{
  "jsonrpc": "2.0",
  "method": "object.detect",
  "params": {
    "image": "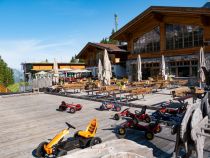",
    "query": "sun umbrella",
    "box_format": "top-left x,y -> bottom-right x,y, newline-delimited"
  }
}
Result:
98,59 -> 103,81
70,69 -> 91,73
103,49 -> 112,85
137,54 -> 142,81
53,59 -> 59,84
161,55 -> 166,80
199,47 -> 206,88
